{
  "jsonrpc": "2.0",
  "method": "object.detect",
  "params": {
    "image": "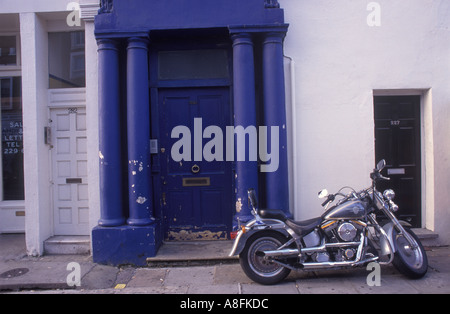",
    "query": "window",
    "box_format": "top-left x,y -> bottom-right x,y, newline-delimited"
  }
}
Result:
48,31 -> 86,88
1,76 -> 23,200
0,36 -> 17,66
158,49 -> 229,80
